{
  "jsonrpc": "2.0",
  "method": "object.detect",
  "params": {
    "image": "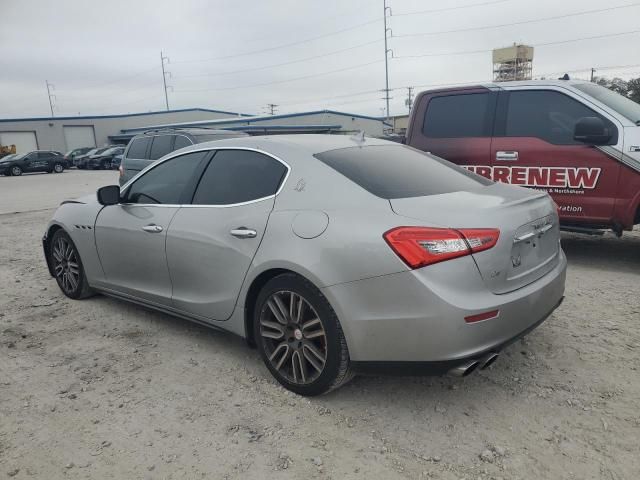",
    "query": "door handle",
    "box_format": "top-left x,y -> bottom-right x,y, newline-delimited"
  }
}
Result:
230,227 -> 257,239
496,151 -> 519,161
142,224 -> 163,233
